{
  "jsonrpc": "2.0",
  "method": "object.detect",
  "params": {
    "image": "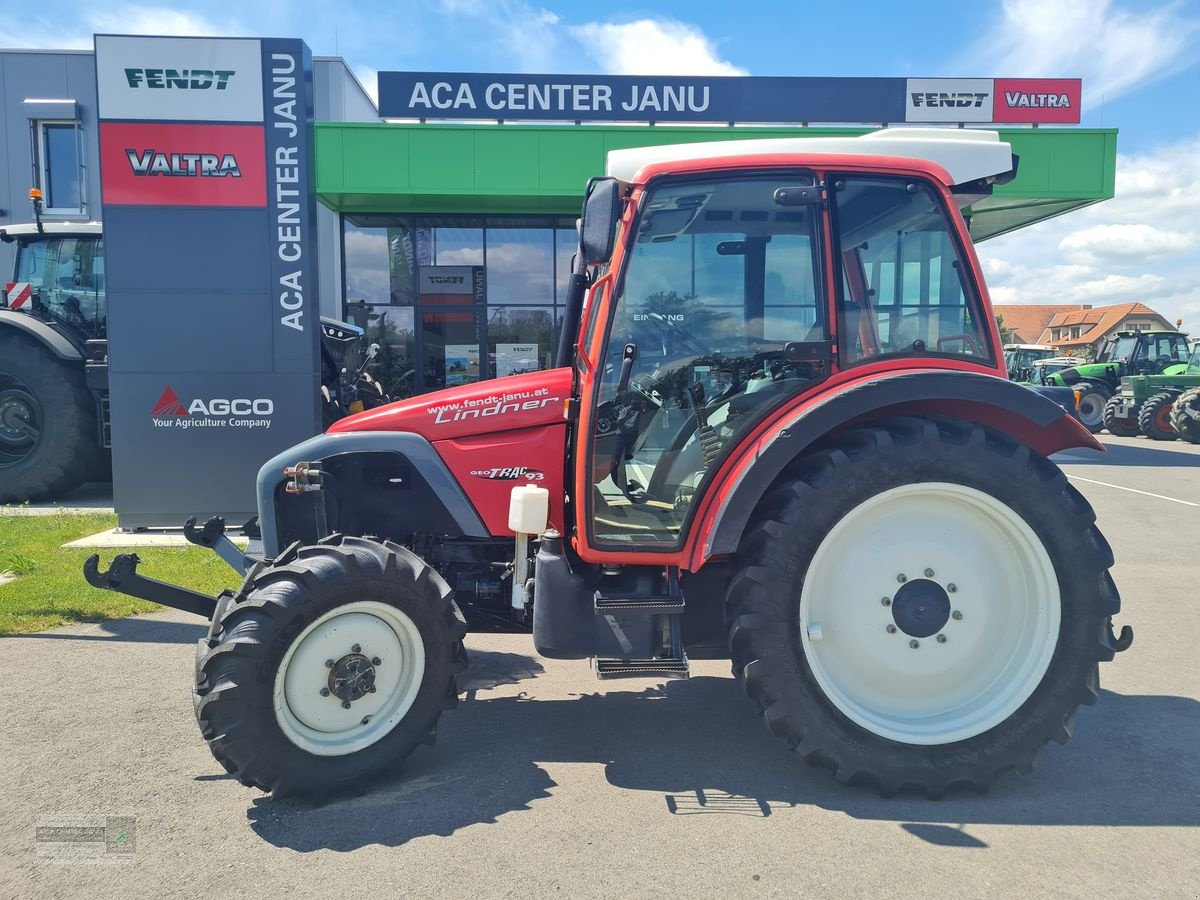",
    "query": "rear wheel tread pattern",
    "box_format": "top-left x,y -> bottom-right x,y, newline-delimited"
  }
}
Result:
0,334 -> 101,502
726,415 -> 1121,797
1169,387 -> 1200,444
